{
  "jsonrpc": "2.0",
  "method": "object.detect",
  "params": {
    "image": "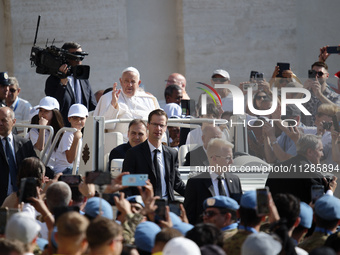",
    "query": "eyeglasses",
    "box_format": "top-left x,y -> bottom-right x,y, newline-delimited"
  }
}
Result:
150,122 -> 166,129
9,88 -> 17,93
212,78 -> 229,83
202,210 -> 223,218
212,155 -> 232,162
256,95 -> 267,100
